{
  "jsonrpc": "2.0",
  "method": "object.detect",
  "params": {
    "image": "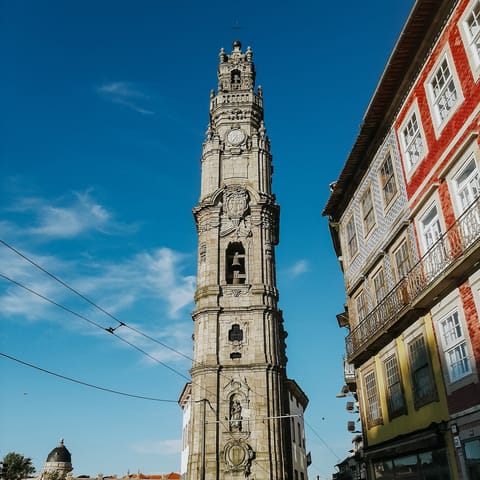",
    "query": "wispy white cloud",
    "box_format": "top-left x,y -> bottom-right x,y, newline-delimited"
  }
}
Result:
0,189 -> 195,366
0,248 -> 75,321
286,259 -> 309,278
137,248 -> 196,317
0,243 -> 195,363
4,190 -> 138,239
69,247 -> 196,319
96,81 -> 155,115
